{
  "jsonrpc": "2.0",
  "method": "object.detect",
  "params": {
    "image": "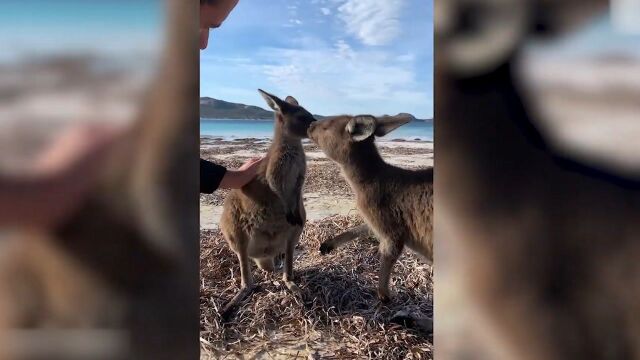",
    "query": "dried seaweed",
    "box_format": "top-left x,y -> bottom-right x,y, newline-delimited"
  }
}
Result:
200,215 -> 433,359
